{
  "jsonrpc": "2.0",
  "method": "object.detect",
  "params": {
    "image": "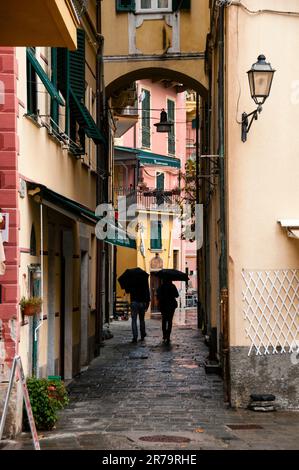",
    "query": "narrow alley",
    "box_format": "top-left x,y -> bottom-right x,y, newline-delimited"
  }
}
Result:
2,310 -> 299,451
